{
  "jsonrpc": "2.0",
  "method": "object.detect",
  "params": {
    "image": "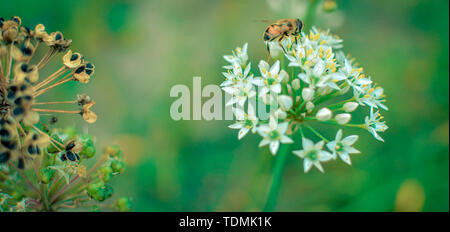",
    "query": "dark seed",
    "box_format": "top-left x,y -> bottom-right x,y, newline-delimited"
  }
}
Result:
70,54 -> 79,61
28,145 -> 36,154
75,66 -> 85,74
13,107 -> 24,116
14,97 -> 23,105
66,151 -> 76,161
0,152 -> 11,163
0,129 -> 10,137
18,158 -> 25,169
